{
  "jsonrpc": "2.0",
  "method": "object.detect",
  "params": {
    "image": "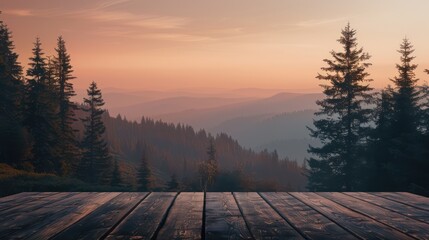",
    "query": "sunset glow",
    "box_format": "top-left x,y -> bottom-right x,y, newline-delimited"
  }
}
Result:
2,0 -> 429,92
